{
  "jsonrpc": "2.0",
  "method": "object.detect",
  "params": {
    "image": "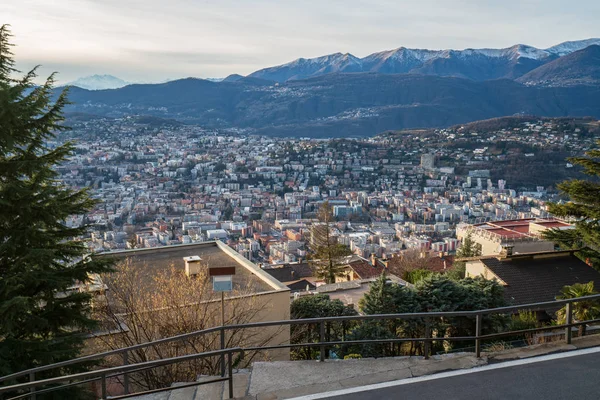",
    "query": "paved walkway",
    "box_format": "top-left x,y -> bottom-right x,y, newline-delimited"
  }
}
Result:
310,347 -> 600,400
132,334 -> 600,400
247,353 -> 485,400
